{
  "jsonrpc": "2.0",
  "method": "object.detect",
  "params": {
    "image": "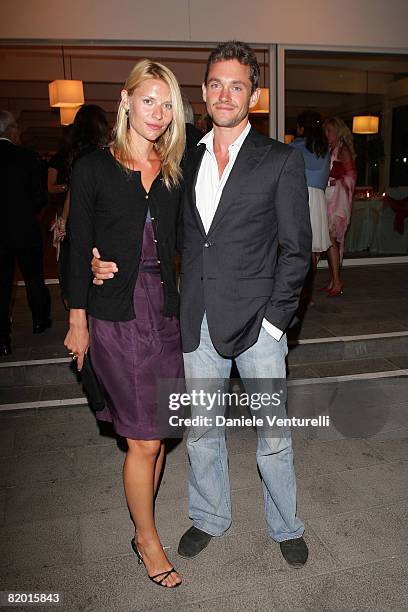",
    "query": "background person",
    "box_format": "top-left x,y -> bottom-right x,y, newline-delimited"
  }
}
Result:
322,116 -> 357,296
57,106 -> 110,303
182,94 -> 204,150
48,125 -> 72,304
0,110 -> 50,356
291,110 -> 330,304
